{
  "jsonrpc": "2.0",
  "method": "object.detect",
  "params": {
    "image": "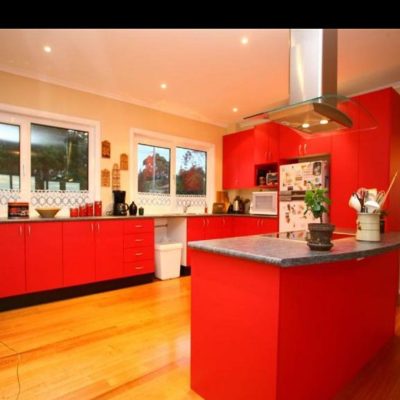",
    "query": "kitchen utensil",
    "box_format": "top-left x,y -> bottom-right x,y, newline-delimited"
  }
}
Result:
378,171 -> 398,208
349,193 -> 361,212
364,199 -> 380,212
356,188 -> 368,212
376,190 -> 386,205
